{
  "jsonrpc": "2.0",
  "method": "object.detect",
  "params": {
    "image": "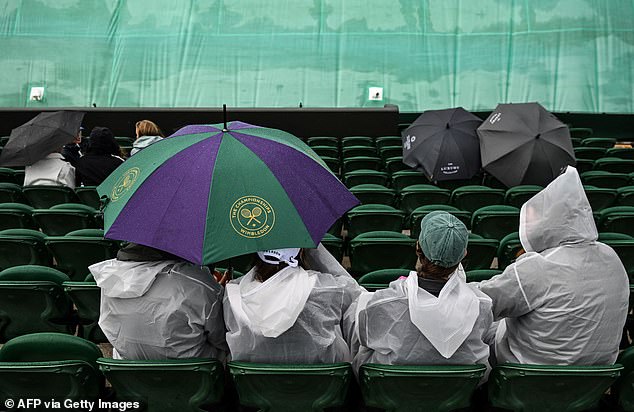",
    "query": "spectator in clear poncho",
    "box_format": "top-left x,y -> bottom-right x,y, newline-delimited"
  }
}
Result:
348,211 -> 493,374
479,166 -> 629,365
223,245 -> 364,363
